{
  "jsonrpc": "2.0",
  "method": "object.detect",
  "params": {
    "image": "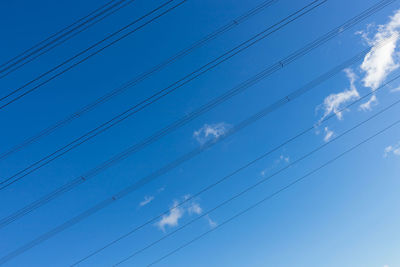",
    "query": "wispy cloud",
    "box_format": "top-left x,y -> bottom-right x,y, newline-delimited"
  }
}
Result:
138,187 -> 166,208
206,215 -> 217,228
359,94 -> 378,111
279,155 -> 290,163
260,153 -> 290,177
390,85 -> 400,92
318,68 -> 360,122
139,195 -> 155,207
193,122 -> 230,144
188,202 -> 202,215
384,142 -> 400,157
323,127 -> 334,142
156,200 -> 184,232
156,197 -> 204,232
360,10 -> 400,90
